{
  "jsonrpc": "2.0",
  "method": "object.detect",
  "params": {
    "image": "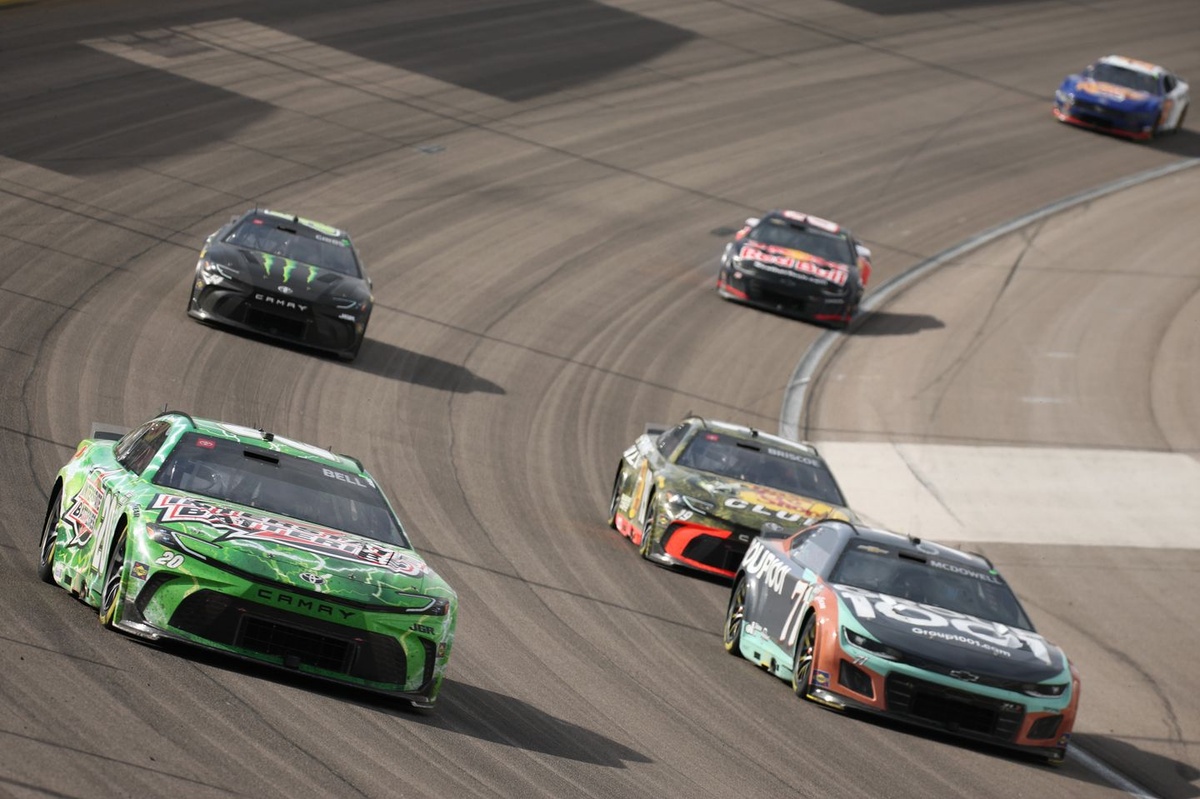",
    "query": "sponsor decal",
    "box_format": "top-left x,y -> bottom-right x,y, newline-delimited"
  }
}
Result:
61,468 -> 123,547
814,669 -> 831,687
300,572 -> 329,586
856,545 -> 888,555
150,494 -> 429,577
196,438 -> 217,449
256,587 -> 354,620
278,285 -> 294,295
315,234 -> 348,247
1076,80 -> 1148,101
411,623 -> 434,635
836,586 -> 1053,664
131,562 -> 150,580
725,486 -> 841,523
742,538 -> 790,594
737,244 -> 849,286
